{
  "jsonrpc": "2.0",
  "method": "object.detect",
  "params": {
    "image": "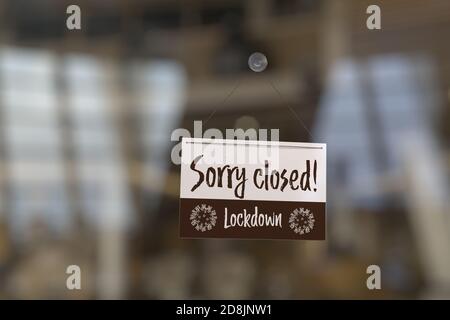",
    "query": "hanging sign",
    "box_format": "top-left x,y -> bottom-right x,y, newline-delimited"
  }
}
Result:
179,138 -> 326,240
